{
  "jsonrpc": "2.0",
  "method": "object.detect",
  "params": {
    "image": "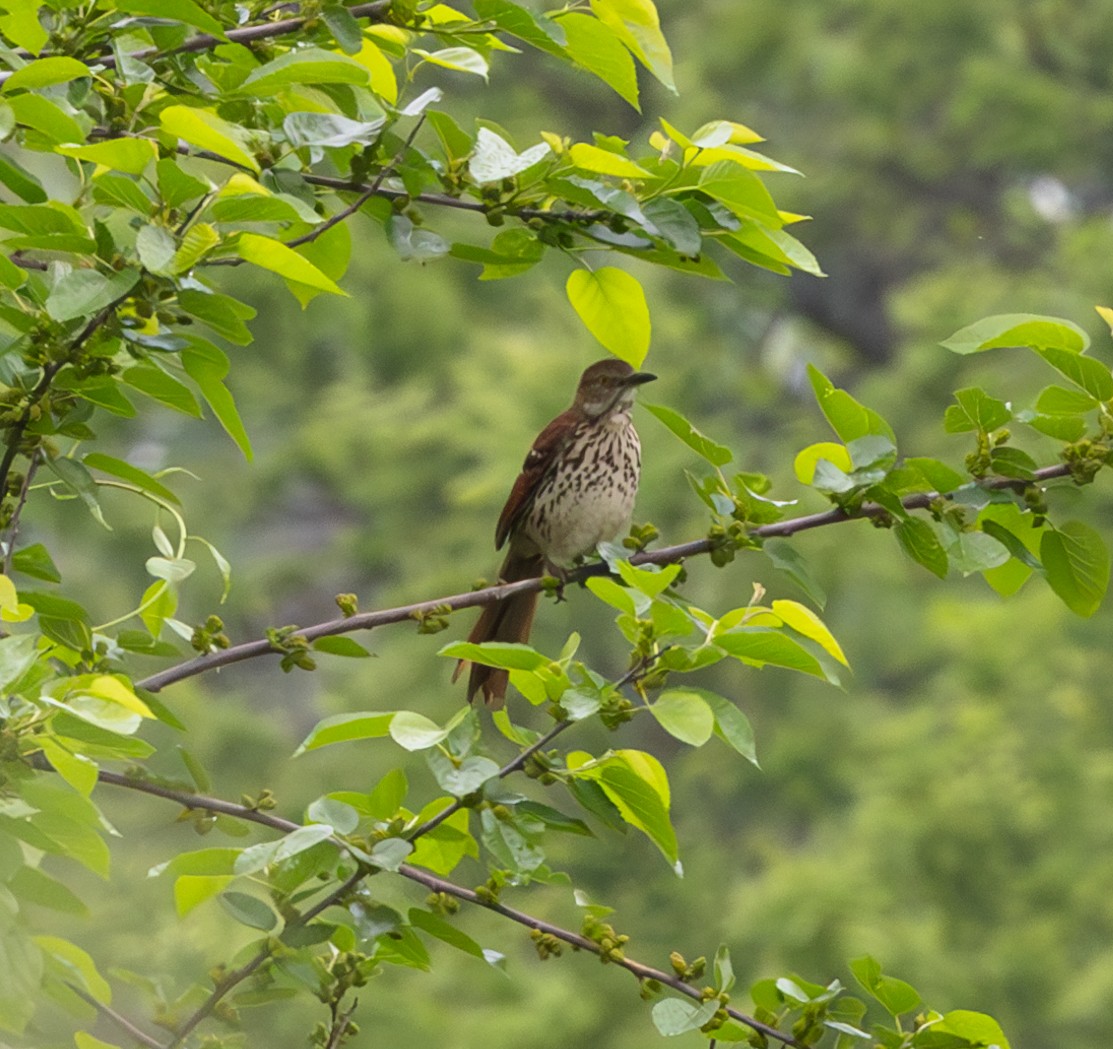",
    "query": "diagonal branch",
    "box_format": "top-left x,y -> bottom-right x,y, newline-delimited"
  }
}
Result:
136,461 -> 1076,694
396,863 -> 805,1048
83,765 -> 803,1047
66,981 -> 168,1049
